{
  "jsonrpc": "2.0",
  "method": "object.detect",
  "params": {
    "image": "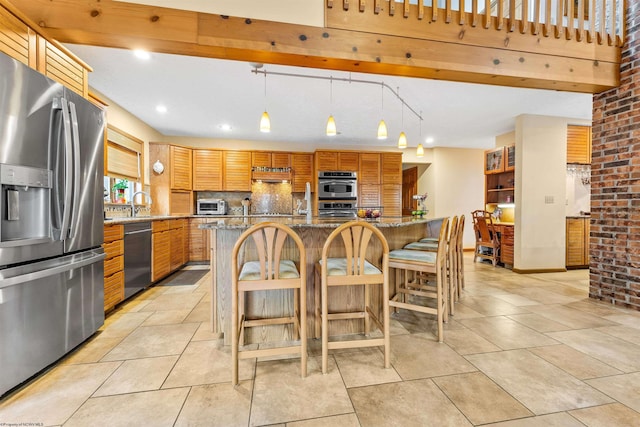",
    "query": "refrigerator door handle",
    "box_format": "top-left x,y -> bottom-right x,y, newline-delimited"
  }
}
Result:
0,250 -> 105,289
59,97 -> 73,241
68,101 -> 81,240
